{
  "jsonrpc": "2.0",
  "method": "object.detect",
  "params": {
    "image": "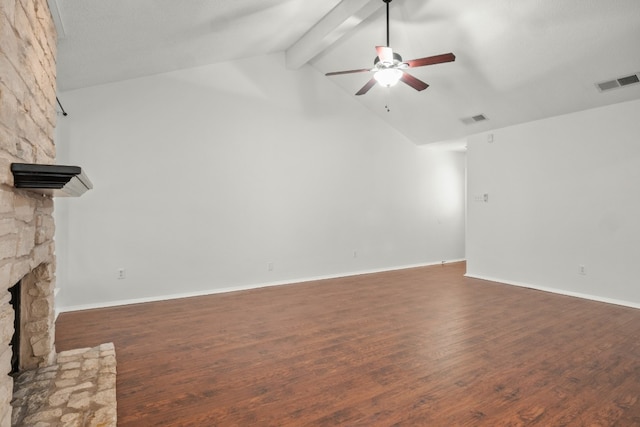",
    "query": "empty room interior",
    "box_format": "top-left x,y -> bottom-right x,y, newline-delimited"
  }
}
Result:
1,0 -> 640,425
